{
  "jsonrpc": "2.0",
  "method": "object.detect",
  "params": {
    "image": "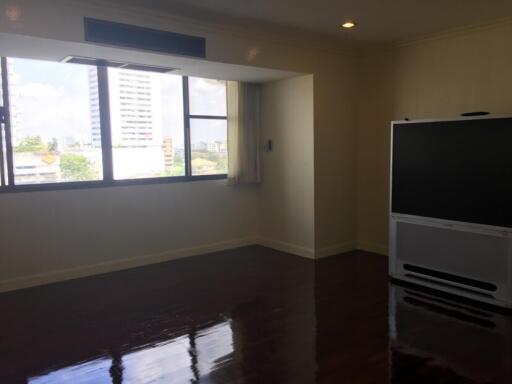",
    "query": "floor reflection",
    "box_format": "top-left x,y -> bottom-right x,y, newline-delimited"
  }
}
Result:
29,357 -> 112,384
0,246 -> 316,383
1,247 -> 512,383
390,284 -> 512,383
28,320 -> 235,384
